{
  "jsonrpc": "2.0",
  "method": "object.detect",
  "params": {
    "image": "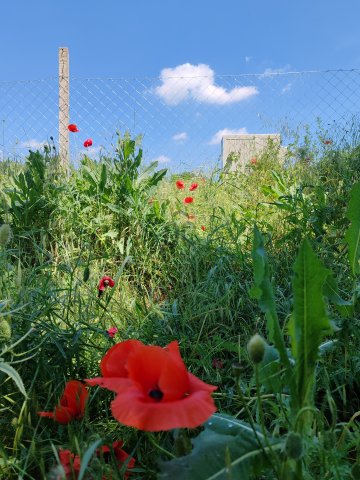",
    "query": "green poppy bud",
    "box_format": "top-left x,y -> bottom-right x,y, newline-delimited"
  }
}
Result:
0,224 -> 12,245
285,432 -> 303,461
247,334 -> 267,364
0,319 -> 11,341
